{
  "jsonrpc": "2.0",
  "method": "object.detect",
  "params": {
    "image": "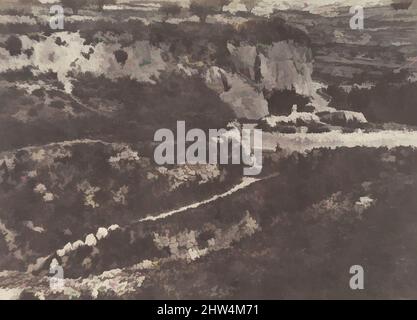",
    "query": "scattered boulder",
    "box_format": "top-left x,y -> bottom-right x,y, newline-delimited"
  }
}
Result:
263,105 -> 321,127
318,110 -> 367,127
